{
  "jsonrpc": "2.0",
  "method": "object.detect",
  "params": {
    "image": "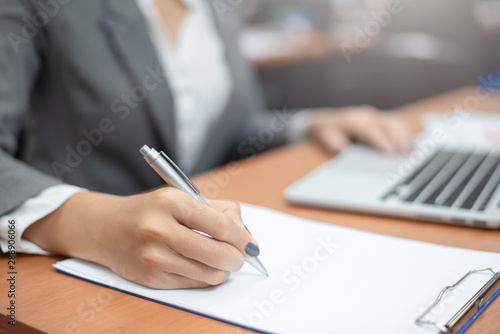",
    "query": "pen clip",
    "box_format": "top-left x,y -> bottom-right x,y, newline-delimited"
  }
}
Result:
160,151 -> 200,195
